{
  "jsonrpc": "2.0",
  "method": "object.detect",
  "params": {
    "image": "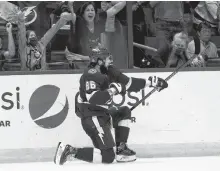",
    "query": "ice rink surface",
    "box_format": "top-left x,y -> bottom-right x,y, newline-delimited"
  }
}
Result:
0,156 -> 220,171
